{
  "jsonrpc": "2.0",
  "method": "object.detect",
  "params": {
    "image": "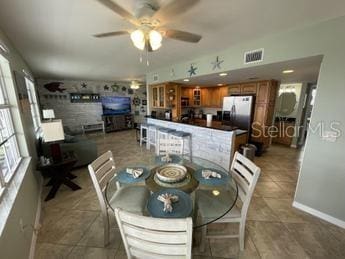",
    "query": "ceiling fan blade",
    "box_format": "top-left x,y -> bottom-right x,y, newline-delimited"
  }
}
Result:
96,0 -> 139,25
164,29 -> 202,43
153,0 -> 200,22
93,31 -> 129,38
